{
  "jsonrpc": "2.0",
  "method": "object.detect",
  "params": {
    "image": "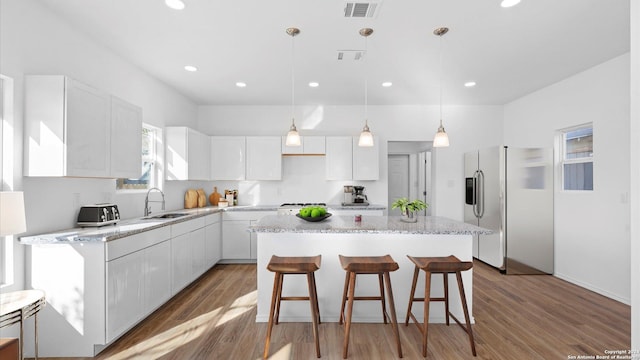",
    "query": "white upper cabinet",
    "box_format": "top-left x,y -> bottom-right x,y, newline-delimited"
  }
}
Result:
325,136 -> 379,180
303,136 -> 326,154
353,136 -> 379,180
246,136 -> 282,180
325,136 -> 353,180
110,96 -> 142,179
210,136 -> 246,180
165,127 -> 210,181
24,75 -> 143,178
282,136 -> 326,155
25,75 -> 111,177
